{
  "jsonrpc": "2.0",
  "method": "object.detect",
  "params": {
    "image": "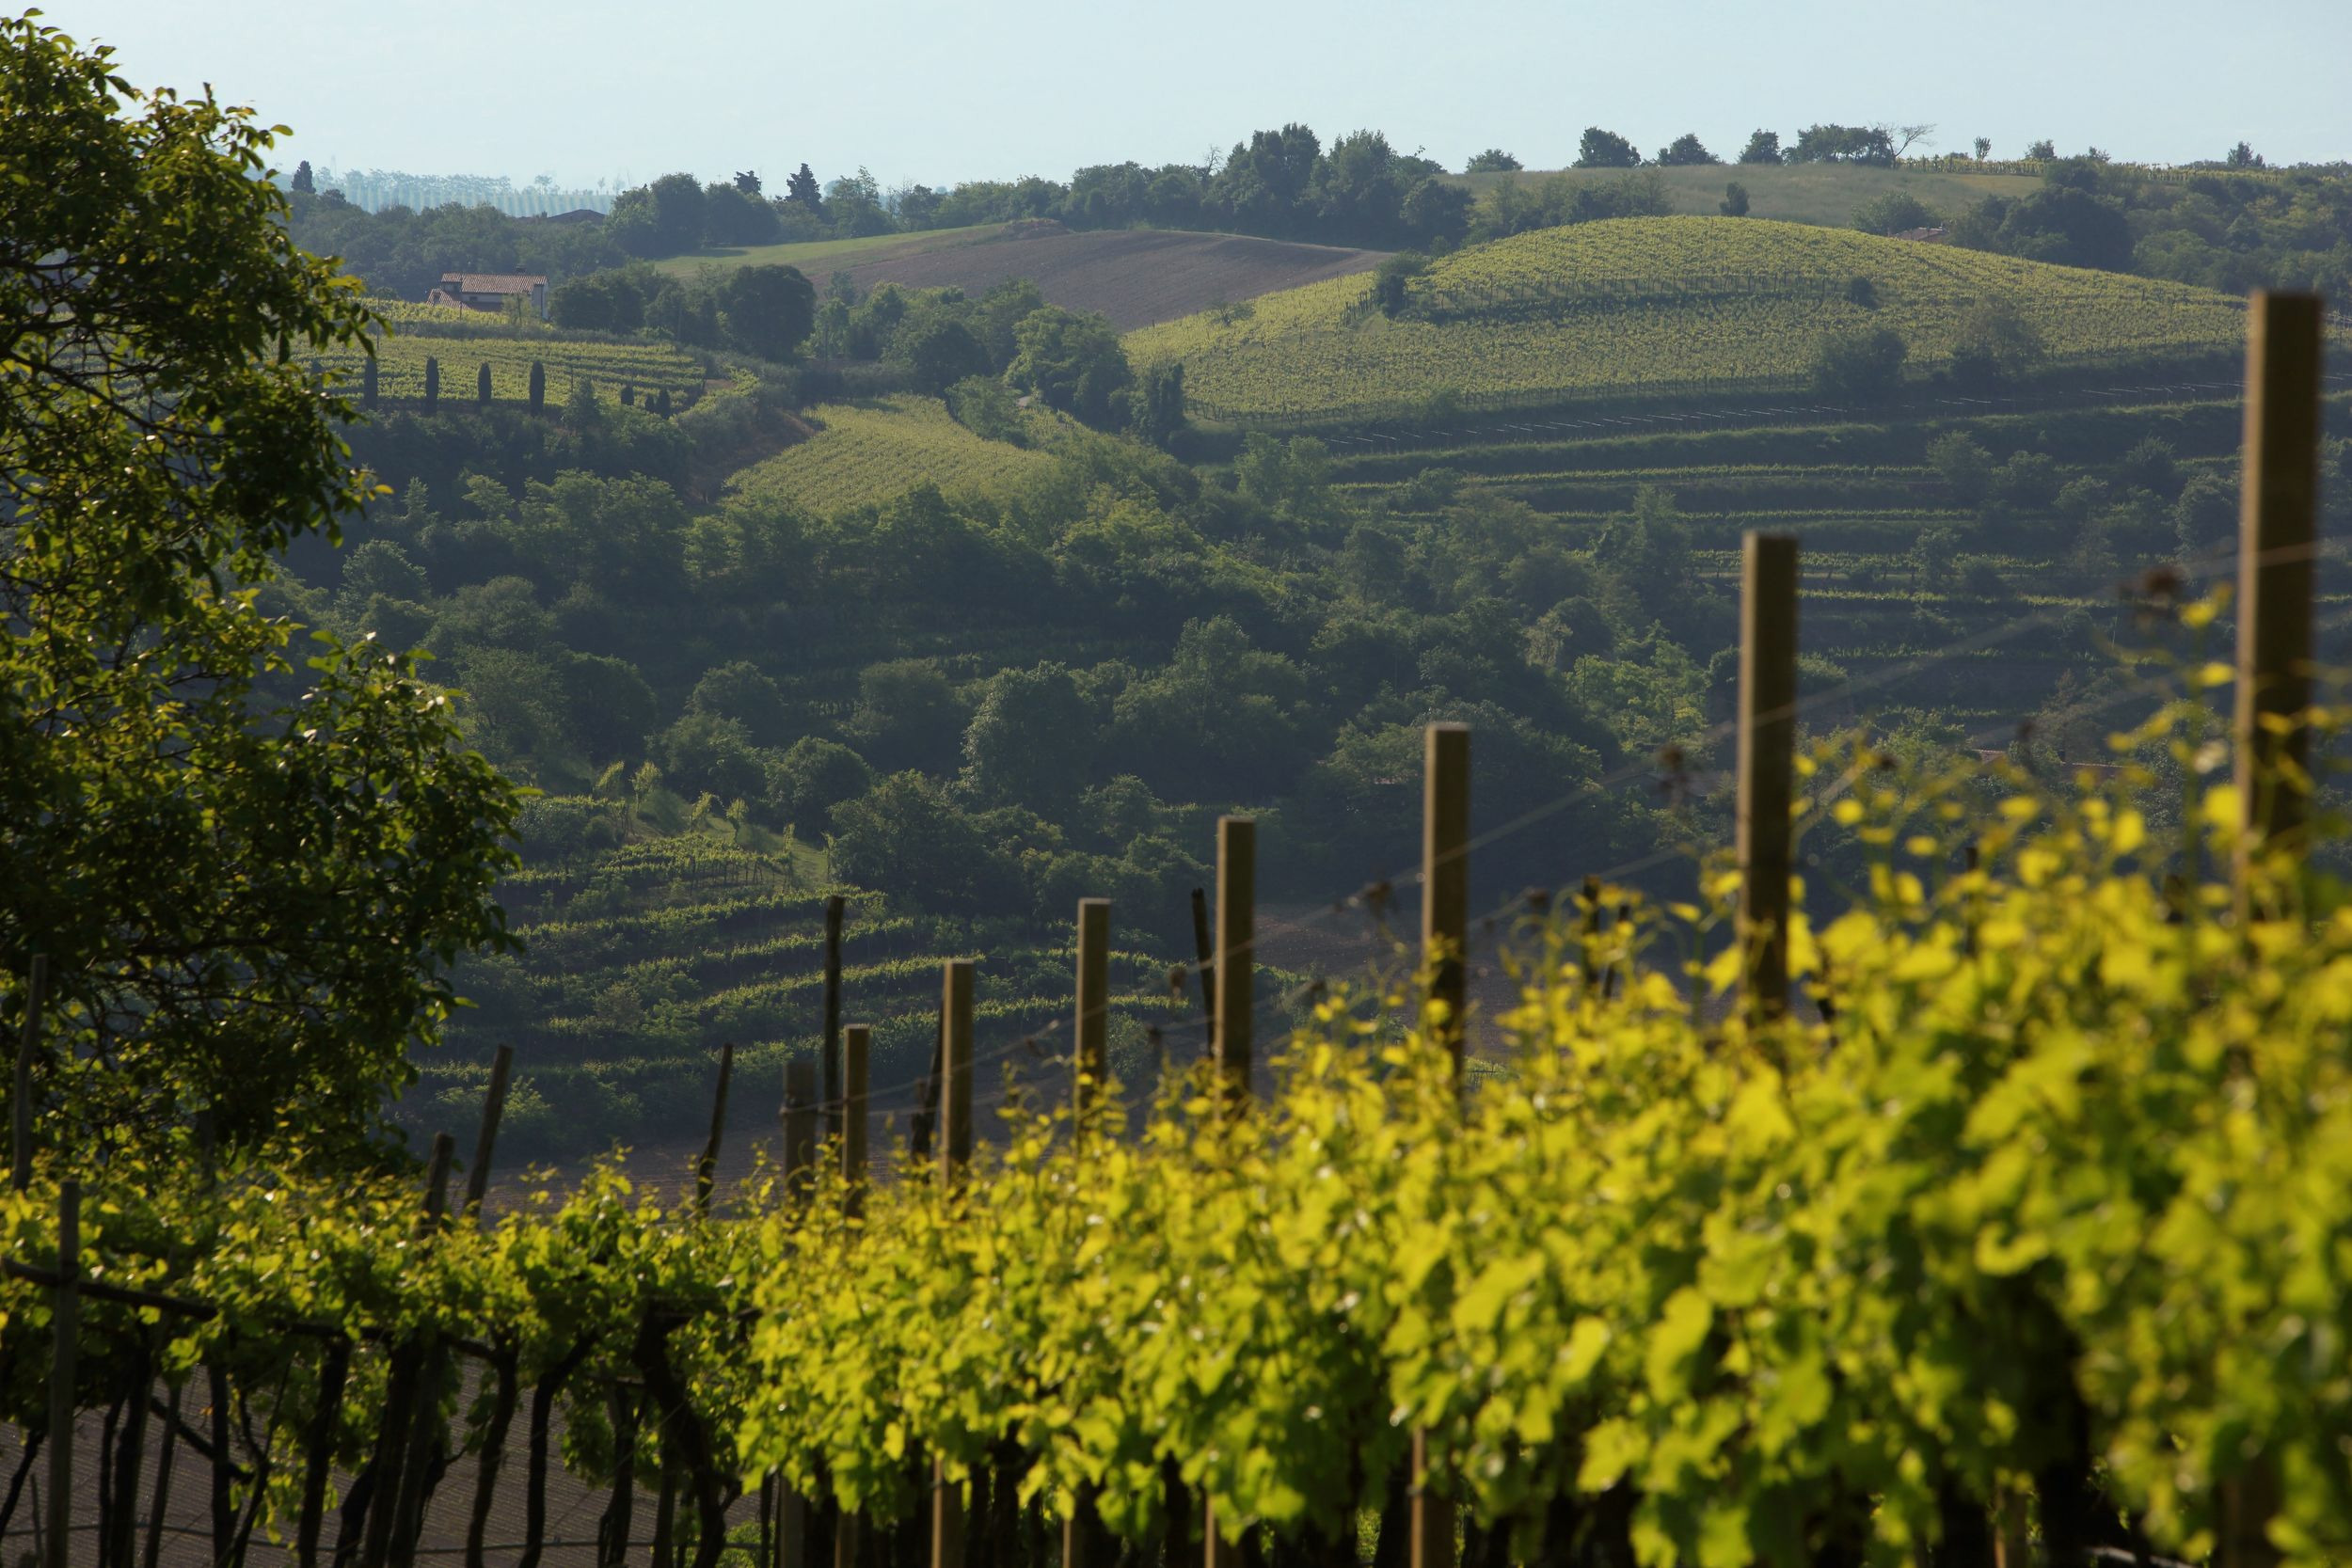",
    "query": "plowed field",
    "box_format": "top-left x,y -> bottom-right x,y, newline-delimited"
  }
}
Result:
833,221 -> 1387,328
